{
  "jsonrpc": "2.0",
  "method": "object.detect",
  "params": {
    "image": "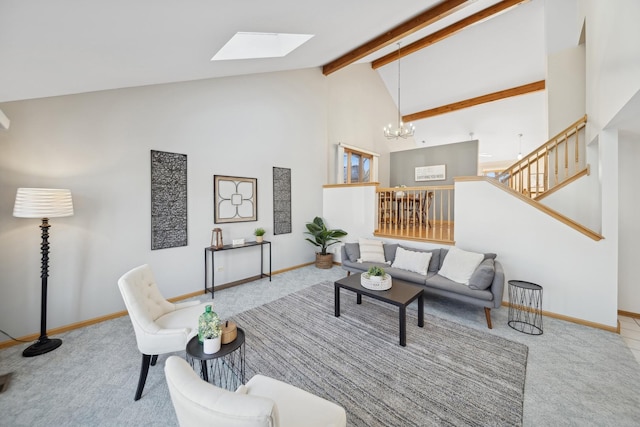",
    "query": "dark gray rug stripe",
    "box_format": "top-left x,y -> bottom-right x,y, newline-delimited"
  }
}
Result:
233,281 -> 528,427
